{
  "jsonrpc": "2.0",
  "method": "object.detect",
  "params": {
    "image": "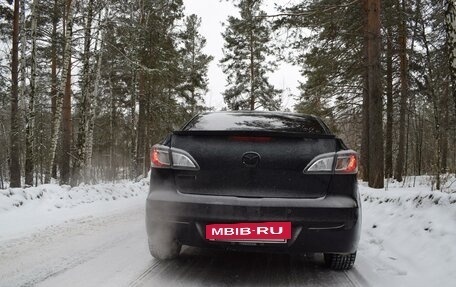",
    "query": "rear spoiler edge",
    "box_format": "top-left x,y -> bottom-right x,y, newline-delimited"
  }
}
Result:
172,130 -> 336,139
